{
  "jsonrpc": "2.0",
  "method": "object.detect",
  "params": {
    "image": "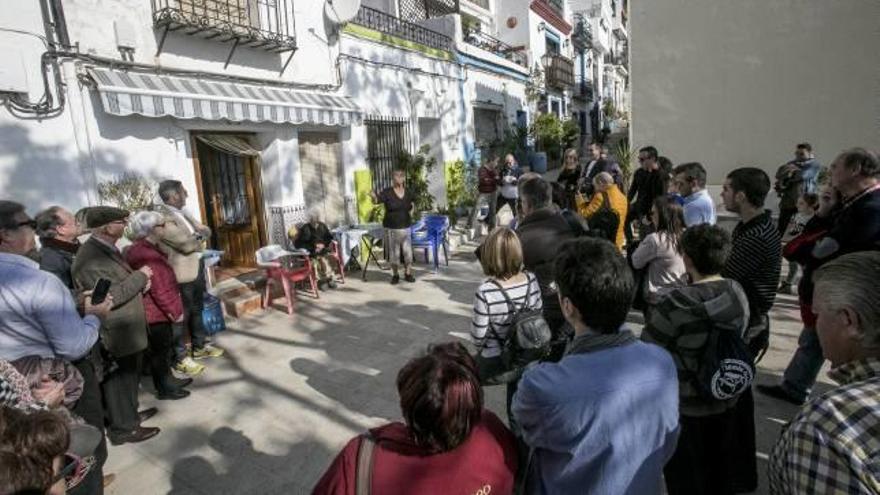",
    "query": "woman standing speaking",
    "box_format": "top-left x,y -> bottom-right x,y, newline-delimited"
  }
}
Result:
372,169 -> 416,285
